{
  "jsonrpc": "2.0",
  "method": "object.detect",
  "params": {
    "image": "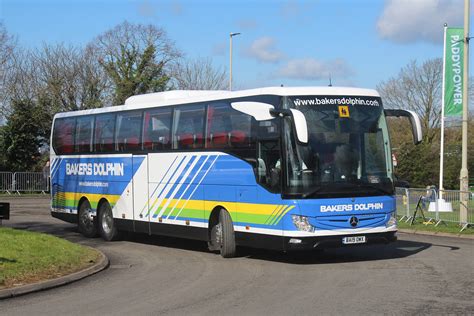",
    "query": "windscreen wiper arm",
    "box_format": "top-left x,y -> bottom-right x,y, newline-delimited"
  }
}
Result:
301,186 -> 323,198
